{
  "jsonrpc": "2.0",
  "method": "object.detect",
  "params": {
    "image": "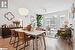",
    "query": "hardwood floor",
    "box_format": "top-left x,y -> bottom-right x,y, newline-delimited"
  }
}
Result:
0,37 -> 73,50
